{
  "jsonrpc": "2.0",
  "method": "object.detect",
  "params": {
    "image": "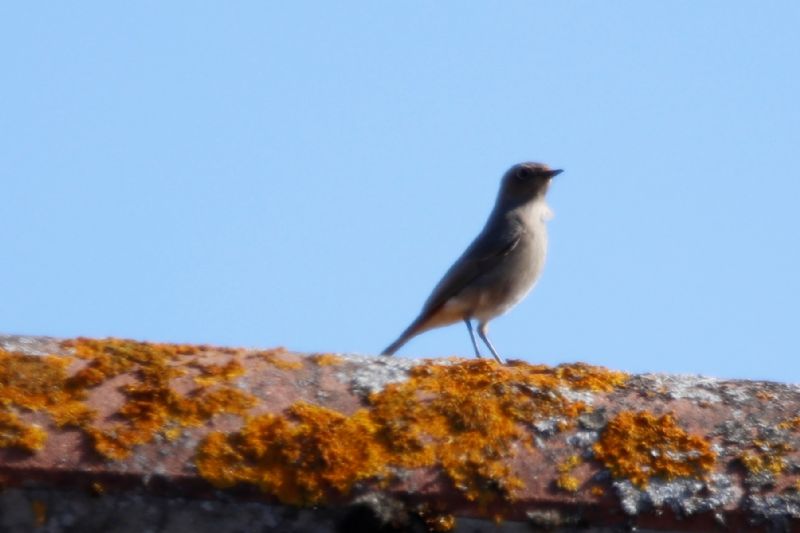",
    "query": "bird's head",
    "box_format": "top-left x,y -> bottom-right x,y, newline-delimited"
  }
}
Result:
498,162 -> 562,206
